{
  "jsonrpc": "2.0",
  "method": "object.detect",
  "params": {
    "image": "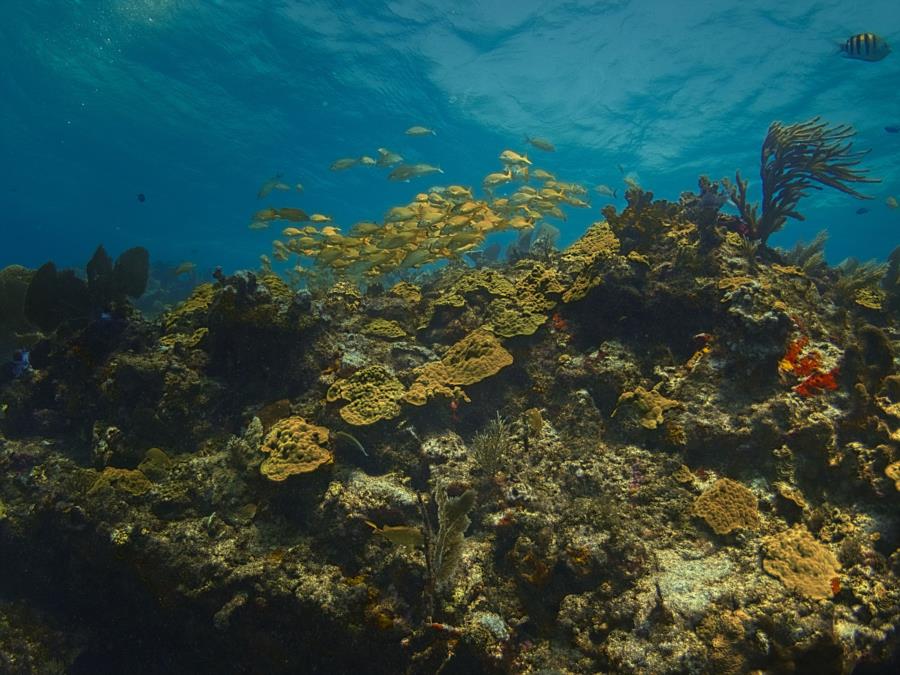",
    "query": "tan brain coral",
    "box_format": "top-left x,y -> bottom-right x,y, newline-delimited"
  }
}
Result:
692,478 -> 759,535
259,416 -> 333,481
763,525 -> 840,600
